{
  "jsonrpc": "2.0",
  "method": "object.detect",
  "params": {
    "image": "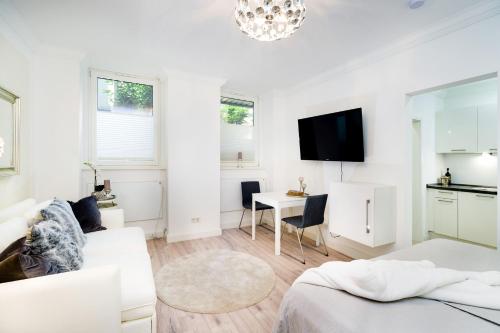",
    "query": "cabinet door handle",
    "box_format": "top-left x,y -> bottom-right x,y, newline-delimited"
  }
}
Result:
476,194 -> 495,199
438,199 -> 454,203
438,191 -> 453,194
365,199 -> 371,234
451,149 -> 466,152
489,148 -> 497,151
